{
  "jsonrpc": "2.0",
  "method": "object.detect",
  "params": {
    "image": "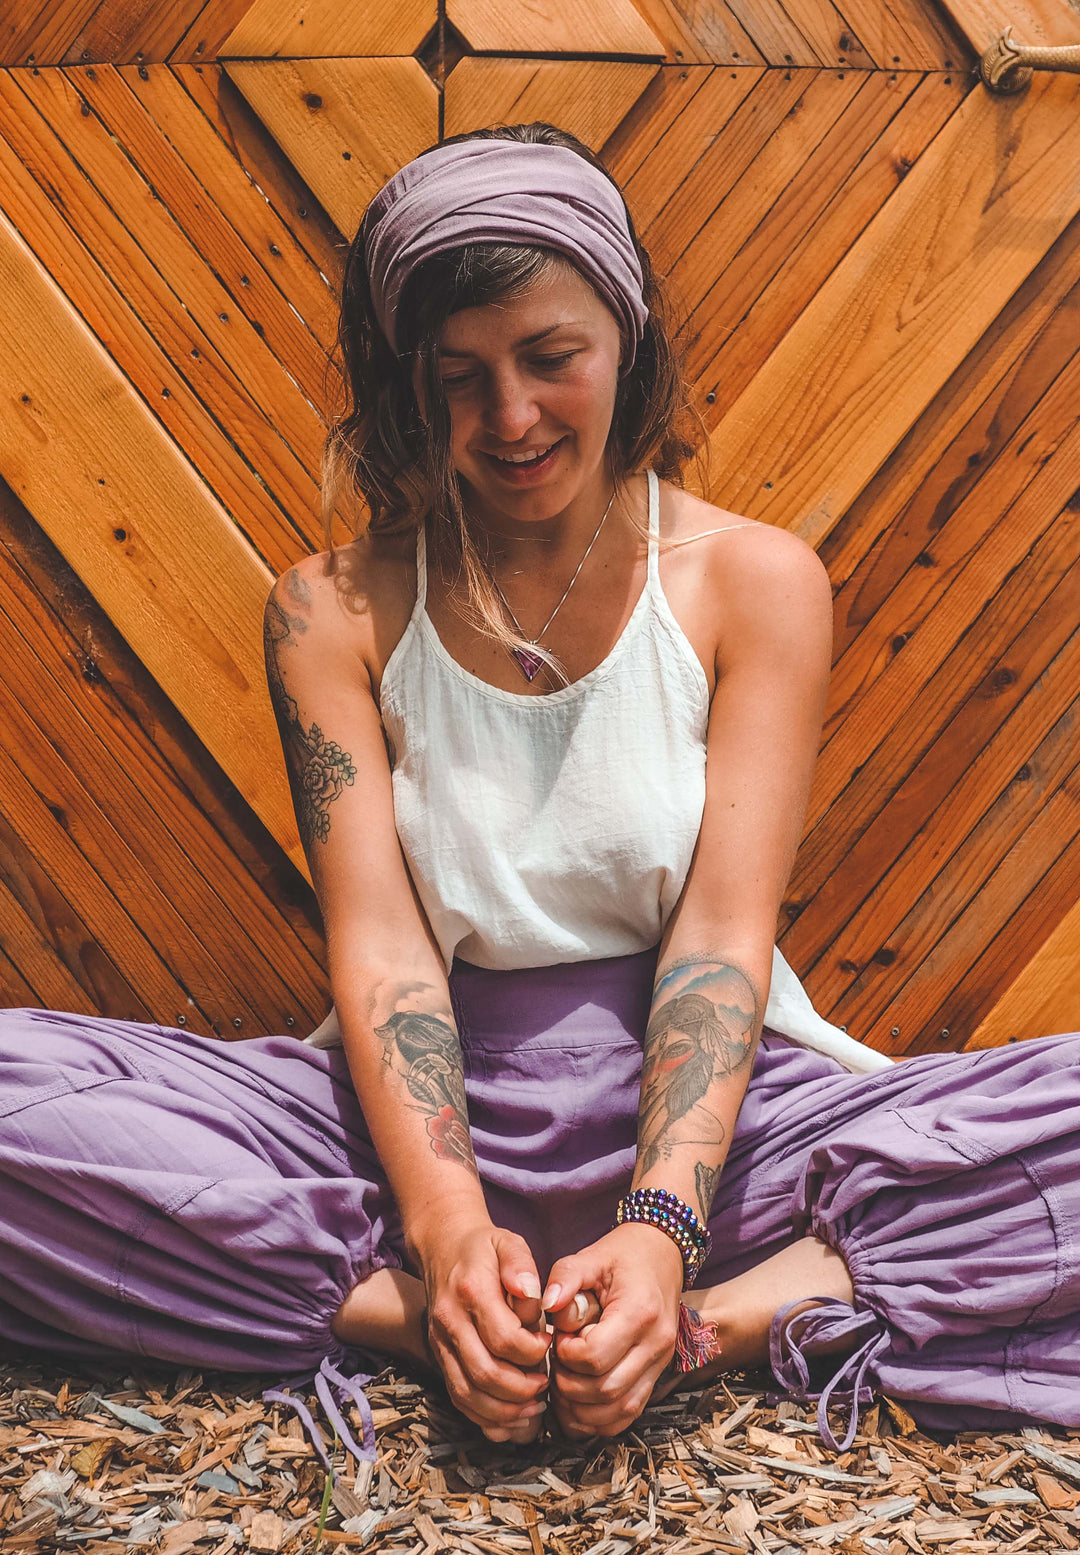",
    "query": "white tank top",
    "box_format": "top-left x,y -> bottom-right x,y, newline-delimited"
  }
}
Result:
307,470 -> 890,1074
380,467 -> 708,971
